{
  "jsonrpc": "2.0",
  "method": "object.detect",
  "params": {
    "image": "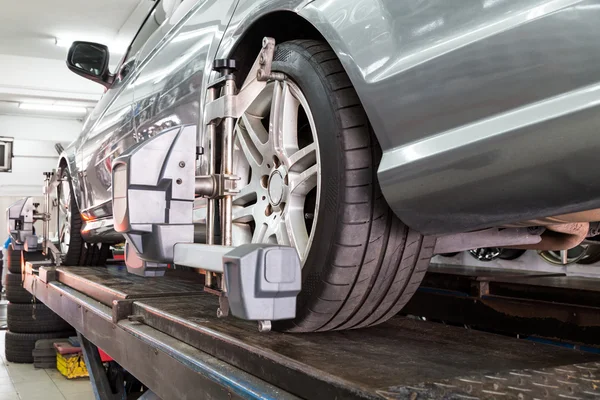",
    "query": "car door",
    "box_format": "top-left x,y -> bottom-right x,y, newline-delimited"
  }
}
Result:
132,0 -> 239,142
78,74 -> 136,218
76,2 -> 165,218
